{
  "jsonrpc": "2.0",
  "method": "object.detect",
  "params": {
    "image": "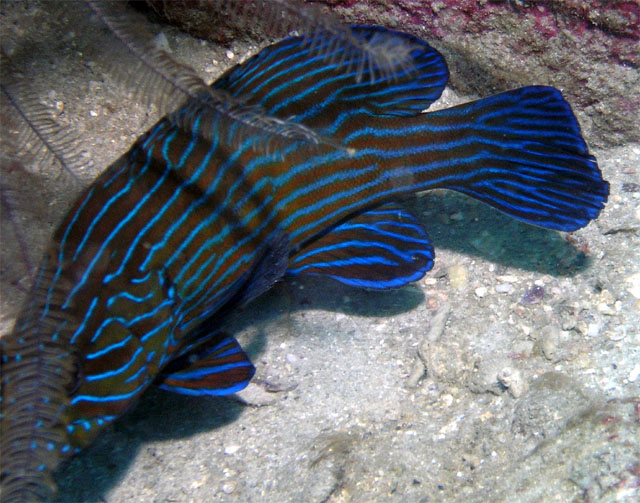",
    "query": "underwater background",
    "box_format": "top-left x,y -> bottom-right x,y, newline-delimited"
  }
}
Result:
1,1 -> 638,502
